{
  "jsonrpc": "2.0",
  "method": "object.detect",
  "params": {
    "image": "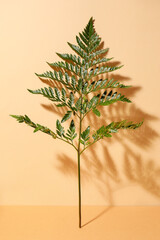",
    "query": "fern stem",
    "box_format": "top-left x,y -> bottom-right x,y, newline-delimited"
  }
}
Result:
80,138 -> 99,154
77,101 -> 82,228
57,137 -> 78,151
77,144 -> 81,228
